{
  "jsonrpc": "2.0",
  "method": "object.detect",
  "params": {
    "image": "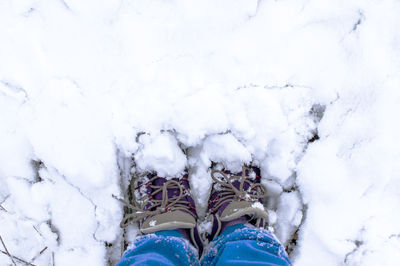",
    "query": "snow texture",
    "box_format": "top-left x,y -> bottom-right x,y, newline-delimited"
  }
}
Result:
1,0 -> 400,265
